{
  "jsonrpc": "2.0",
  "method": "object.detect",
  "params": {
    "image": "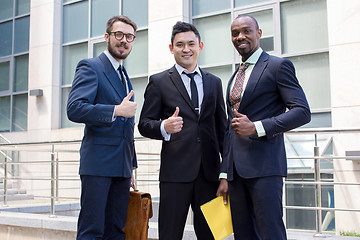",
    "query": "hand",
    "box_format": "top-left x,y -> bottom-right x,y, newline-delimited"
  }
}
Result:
216,179 -> 229,205
164,107 -> 183,134
231,109 -> 256,136
115,90 -> 137,118
130,173 -> 136,190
